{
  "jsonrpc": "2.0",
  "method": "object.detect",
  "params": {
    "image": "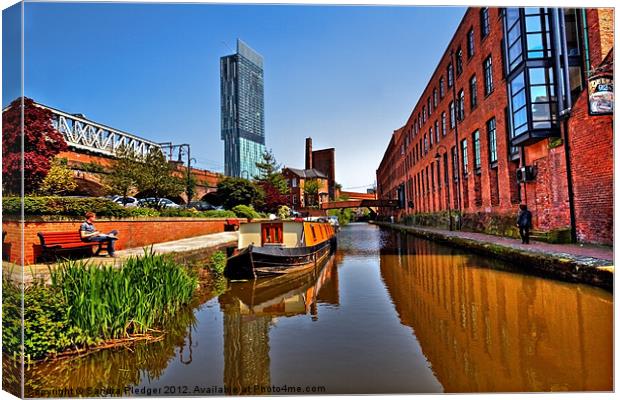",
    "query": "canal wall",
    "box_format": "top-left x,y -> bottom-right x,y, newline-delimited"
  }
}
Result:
371,221 -> 613,291
2,217 -> 246,265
